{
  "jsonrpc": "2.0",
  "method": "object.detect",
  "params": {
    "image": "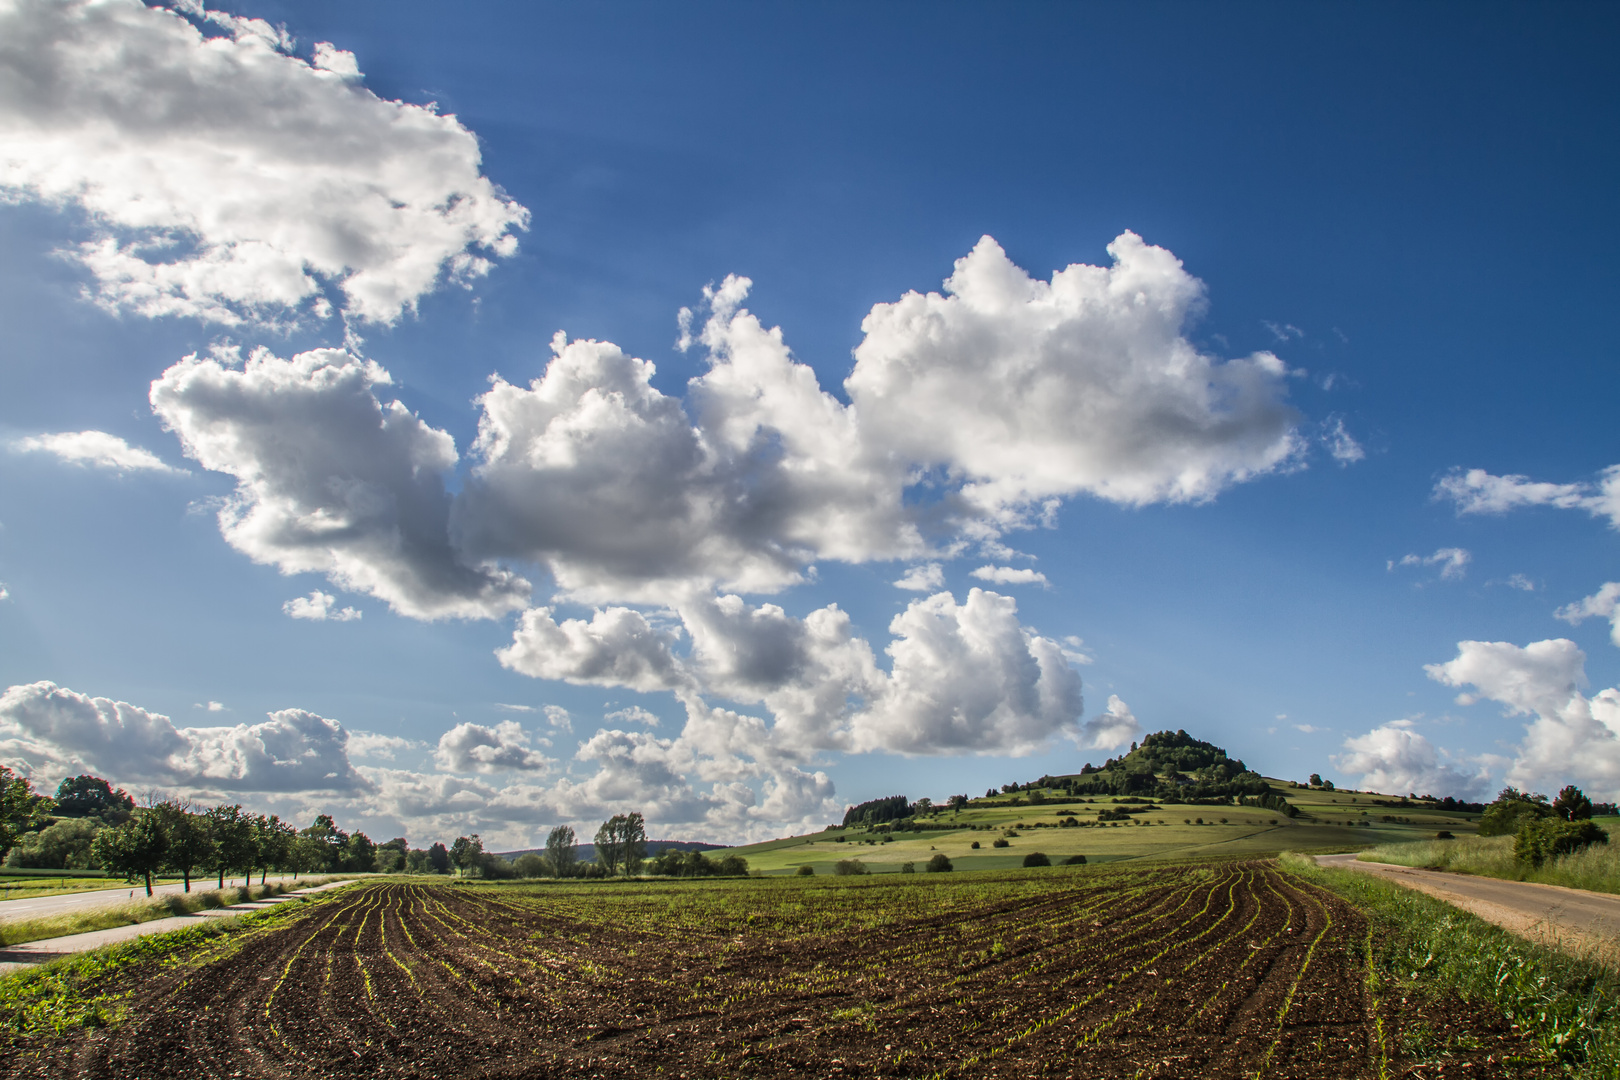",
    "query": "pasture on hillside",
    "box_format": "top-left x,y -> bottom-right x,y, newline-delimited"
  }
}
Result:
1,861 -> 1554,1078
